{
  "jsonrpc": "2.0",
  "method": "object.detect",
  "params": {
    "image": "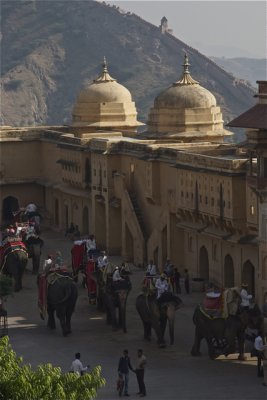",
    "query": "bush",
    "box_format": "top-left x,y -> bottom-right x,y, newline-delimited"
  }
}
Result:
0,337 -> 105,400
0,275 -> 13,298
